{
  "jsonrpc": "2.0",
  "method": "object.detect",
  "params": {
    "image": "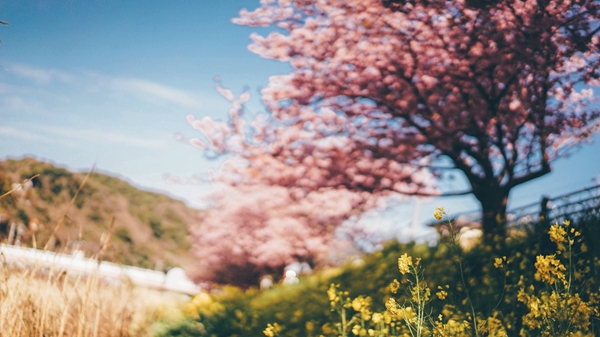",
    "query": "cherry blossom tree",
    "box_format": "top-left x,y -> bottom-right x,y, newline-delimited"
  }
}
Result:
188,184 -> 367,286
190,0 -> 600,243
